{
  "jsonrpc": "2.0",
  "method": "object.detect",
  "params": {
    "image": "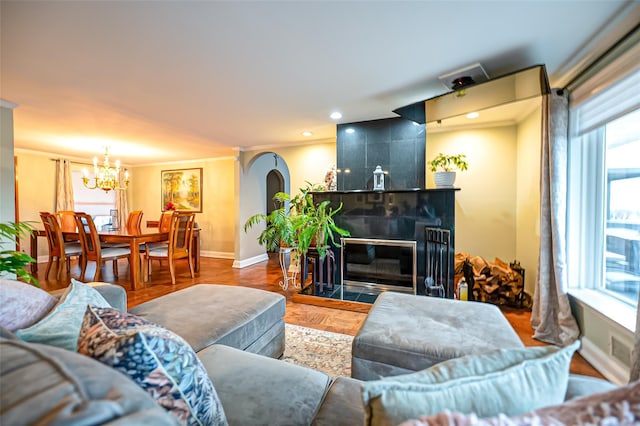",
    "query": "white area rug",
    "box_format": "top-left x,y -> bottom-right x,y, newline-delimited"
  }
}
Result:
283,324 -> 353,378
